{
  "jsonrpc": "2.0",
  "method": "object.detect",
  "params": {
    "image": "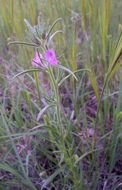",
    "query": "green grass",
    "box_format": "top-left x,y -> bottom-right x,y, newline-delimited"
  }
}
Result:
0,0 -> 122,189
